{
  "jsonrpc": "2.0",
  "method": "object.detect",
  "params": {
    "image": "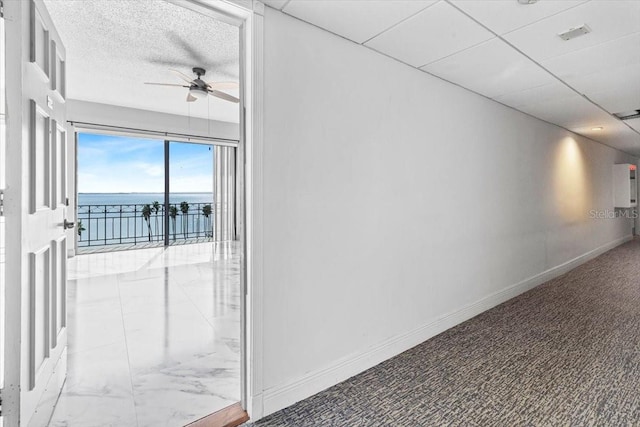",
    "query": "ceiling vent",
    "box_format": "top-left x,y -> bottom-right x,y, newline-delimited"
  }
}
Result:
614,110 -> 640,121
558,24 -> 591,41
